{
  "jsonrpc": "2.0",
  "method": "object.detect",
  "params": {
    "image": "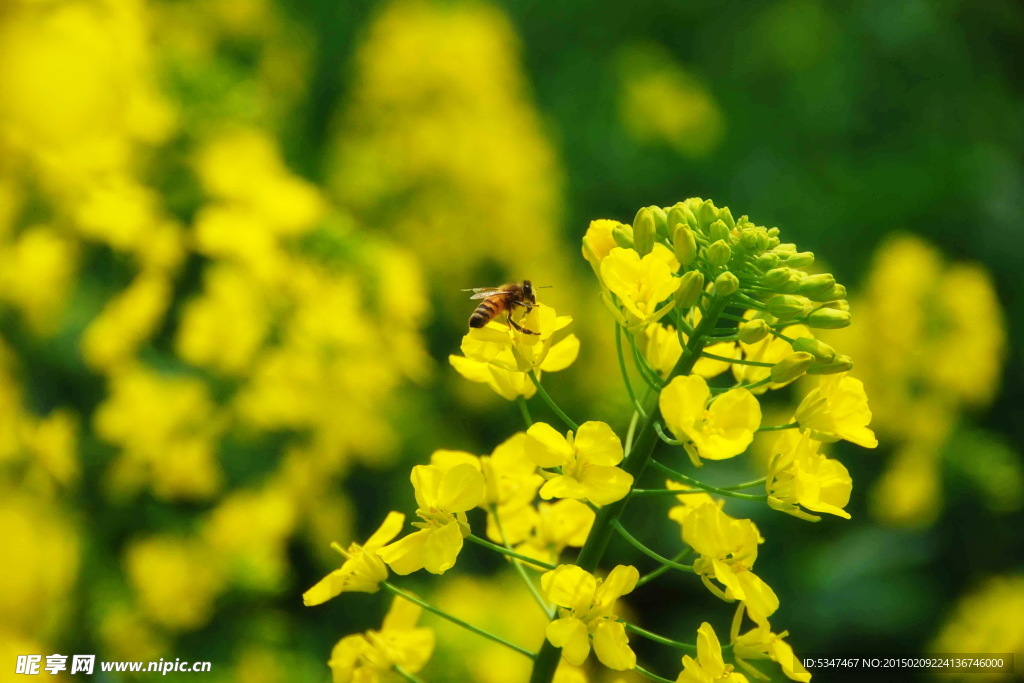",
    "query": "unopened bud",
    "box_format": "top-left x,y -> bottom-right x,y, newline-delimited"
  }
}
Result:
667,204 -> 693,232
757,253 -> 781,270
740,229 -> 759,250
633,207 -> 656,256
797,273 -> 836,298
763,267 -> 792,289
705,239 -> 732,266
738,318 -> 770,344
805,307 -> 851,329
718,207 -> 736,229
697,199 -> 718,232
770,352 -> 815,384
612,225 -> 634,250
709,219 -> 730,243
714,271 -> 739,296
791,337 -> 837,363
766,294 -> 806,318
673,224 -> 697,266
675,270 -> 704,309
767,227 -> 780,237
785,251 -> 815,268
767,236 -> 781,249
807,354 -> 854,375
